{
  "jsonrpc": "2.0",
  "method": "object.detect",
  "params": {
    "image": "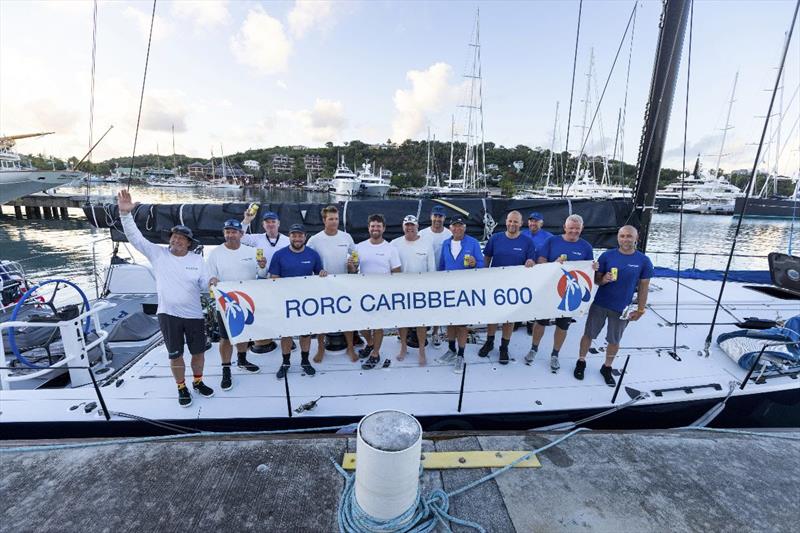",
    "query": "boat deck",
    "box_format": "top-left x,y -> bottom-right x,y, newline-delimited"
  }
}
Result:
2,277 -> 798,434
